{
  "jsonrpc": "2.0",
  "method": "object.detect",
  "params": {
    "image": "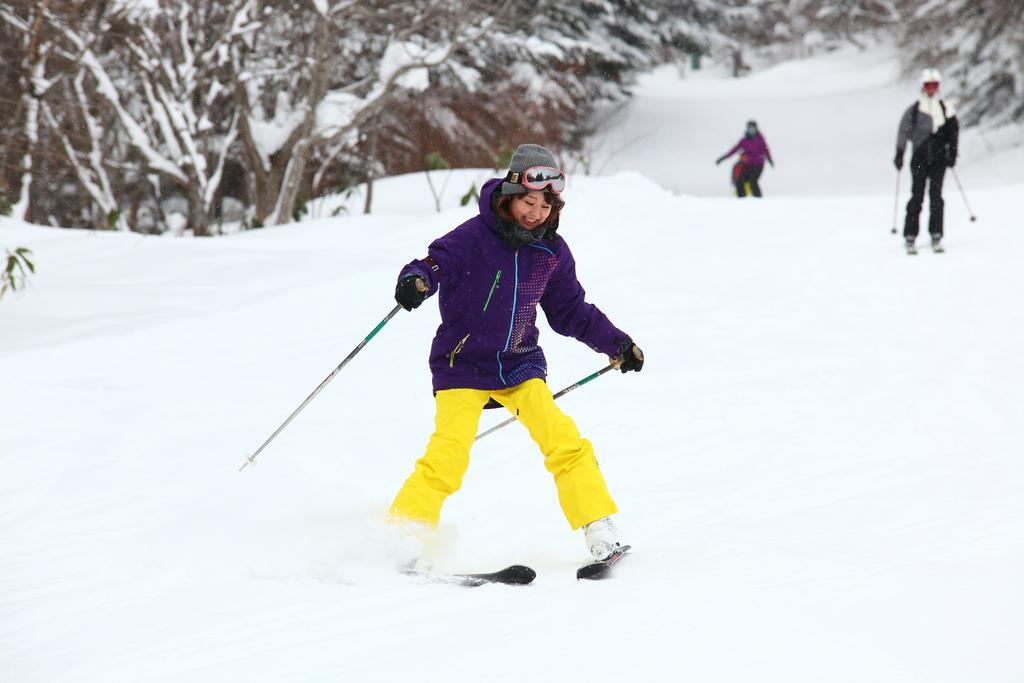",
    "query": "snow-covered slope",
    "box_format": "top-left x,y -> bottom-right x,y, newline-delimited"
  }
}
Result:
2,49 -> 1023,683
594,45 -> 1023,197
